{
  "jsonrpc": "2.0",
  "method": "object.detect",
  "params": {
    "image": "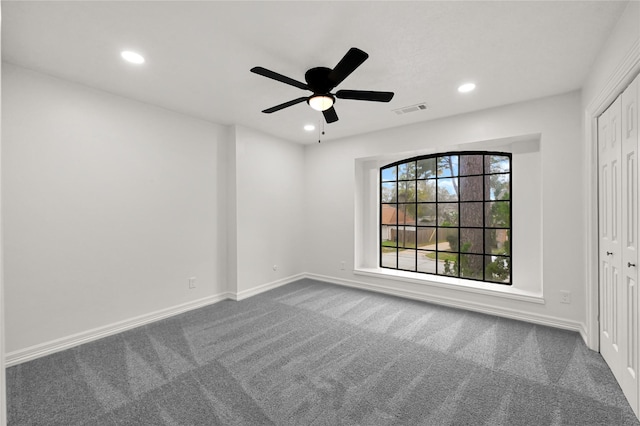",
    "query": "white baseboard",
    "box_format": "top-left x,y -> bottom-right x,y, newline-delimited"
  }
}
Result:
305,272 -> 585,335
5,292 -> 233,367
5,271 -> 587,366
232,273 -> 306,301
5,273 -> 305,366
579,322 -> 591,349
